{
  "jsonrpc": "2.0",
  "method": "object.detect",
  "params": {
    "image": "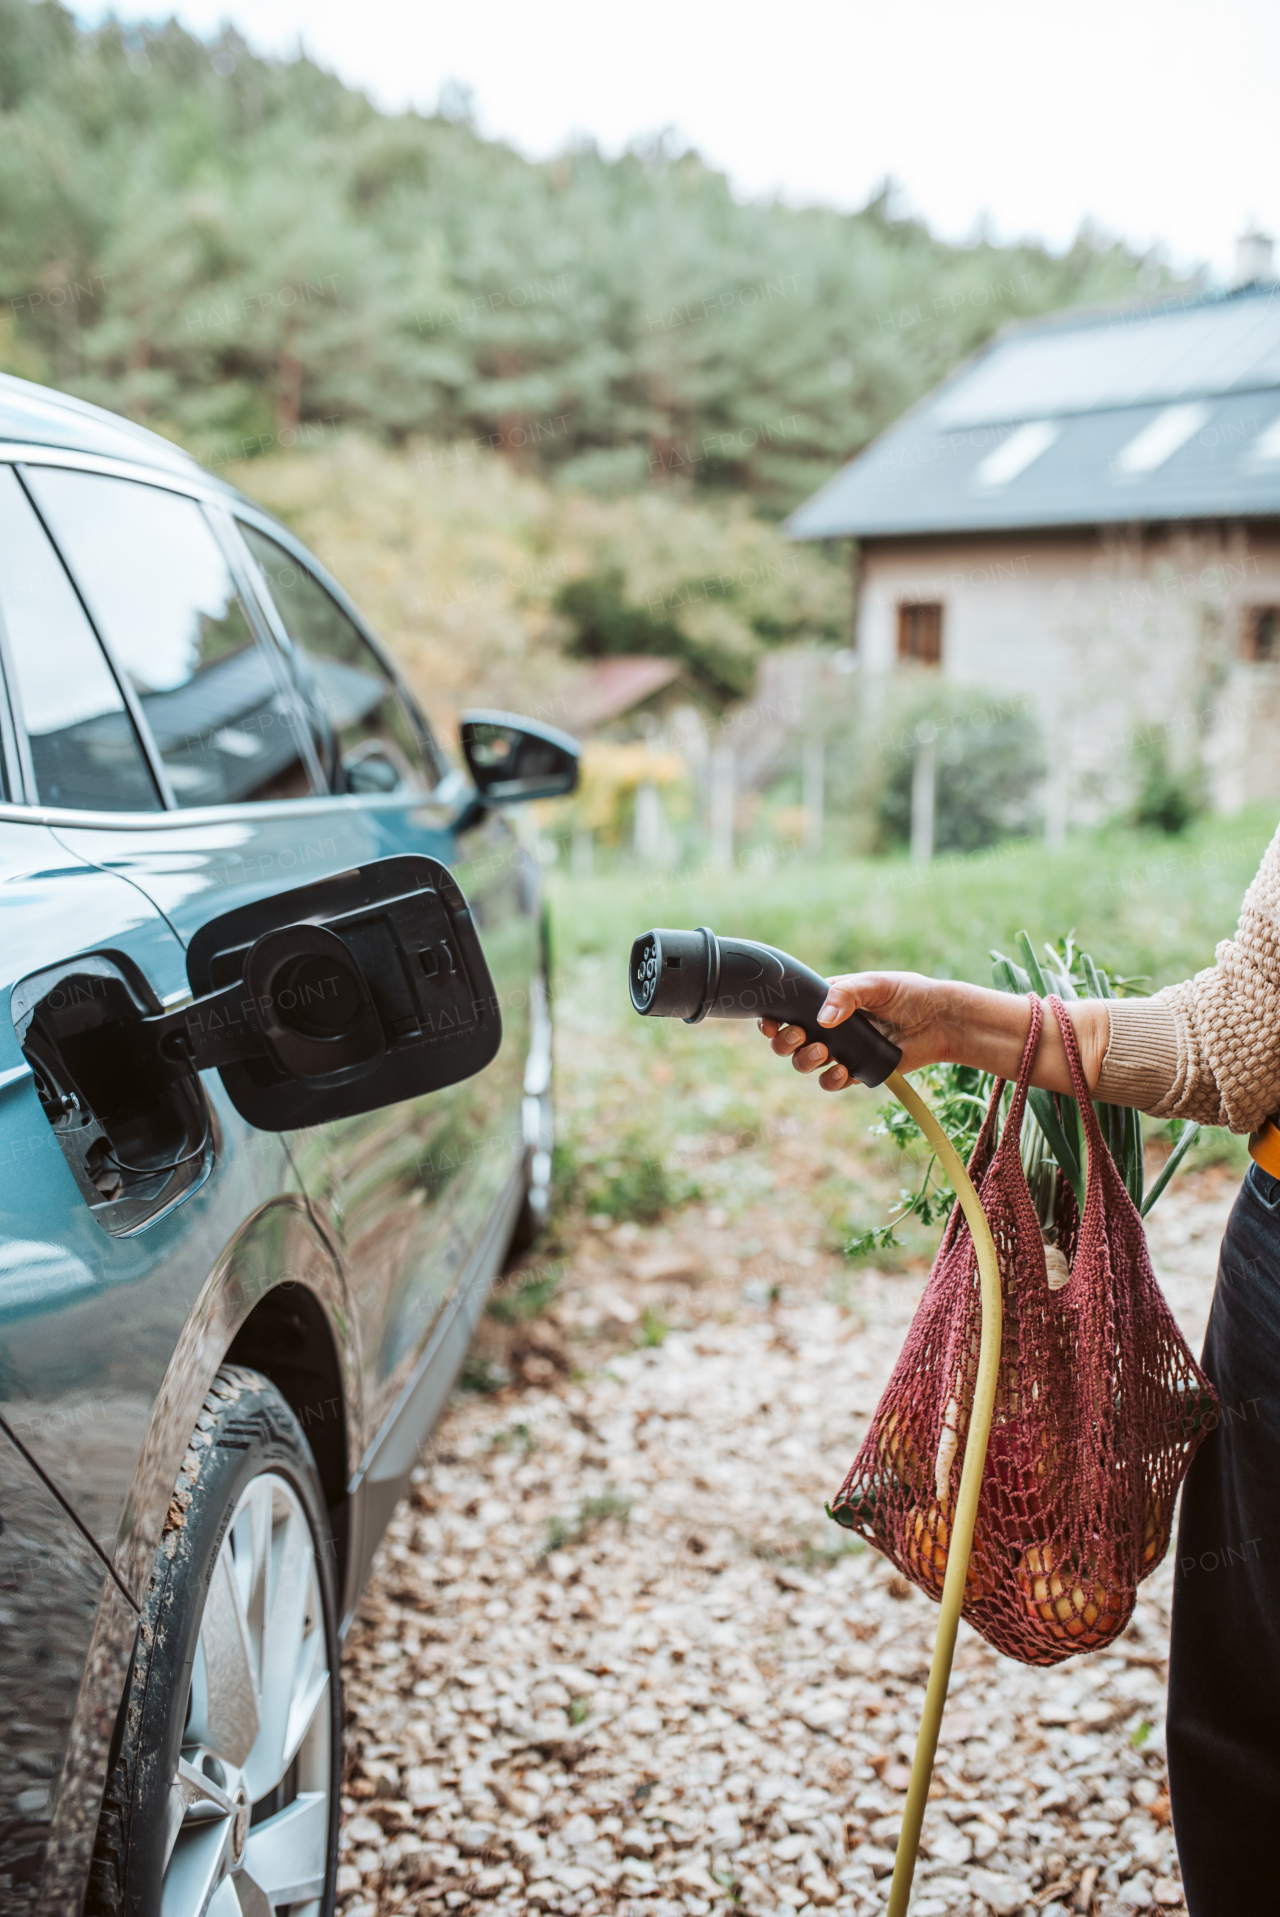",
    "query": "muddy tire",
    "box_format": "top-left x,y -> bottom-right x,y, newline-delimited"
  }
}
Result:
86,1366 -> 341,1917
